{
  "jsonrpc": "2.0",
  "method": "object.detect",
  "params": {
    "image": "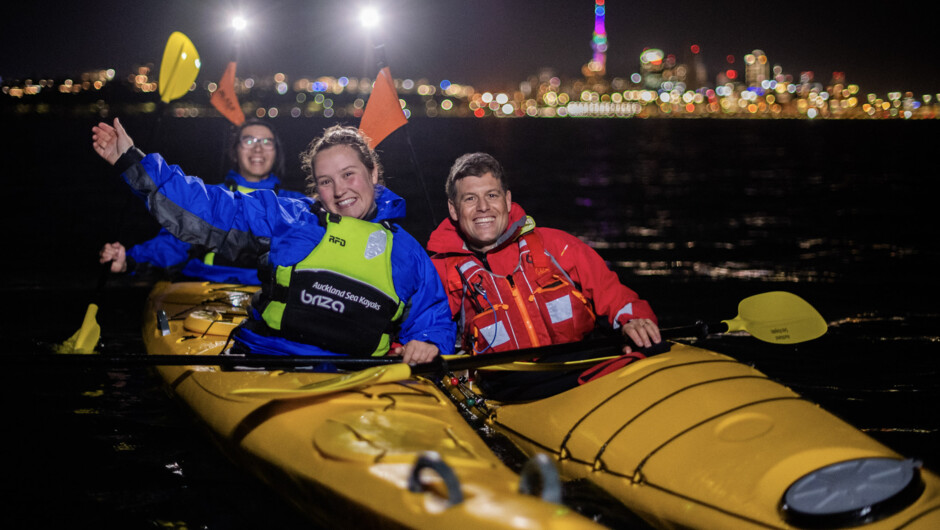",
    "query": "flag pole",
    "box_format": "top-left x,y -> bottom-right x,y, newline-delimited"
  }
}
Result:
213,21 -> 248,175
372,44 -> 439,229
